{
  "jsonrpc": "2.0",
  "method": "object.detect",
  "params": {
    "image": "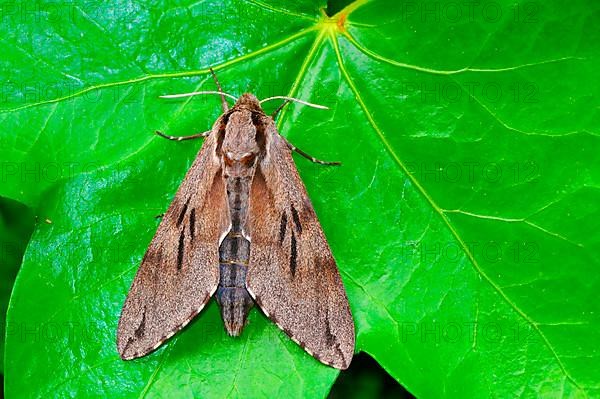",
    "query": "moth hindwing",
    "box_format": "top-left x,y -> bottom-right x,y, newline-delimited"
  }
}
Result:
117,82 -> 355,370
